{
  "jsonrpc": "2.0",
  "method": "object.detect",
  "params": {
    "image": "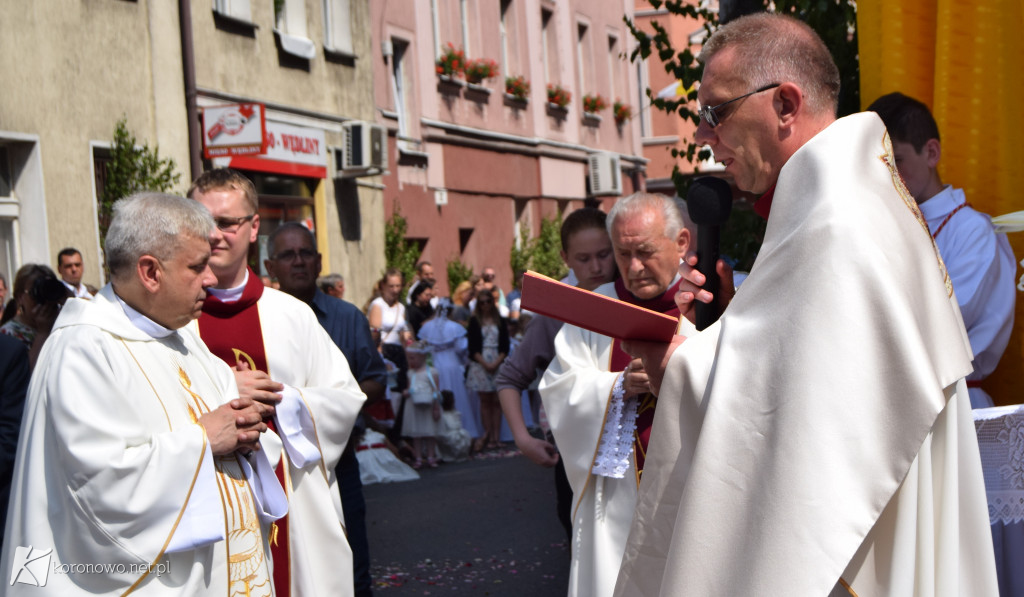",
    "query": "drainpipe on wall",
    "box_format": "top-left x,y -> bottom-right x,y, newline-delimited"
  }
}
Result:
179,0 -> 202,180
